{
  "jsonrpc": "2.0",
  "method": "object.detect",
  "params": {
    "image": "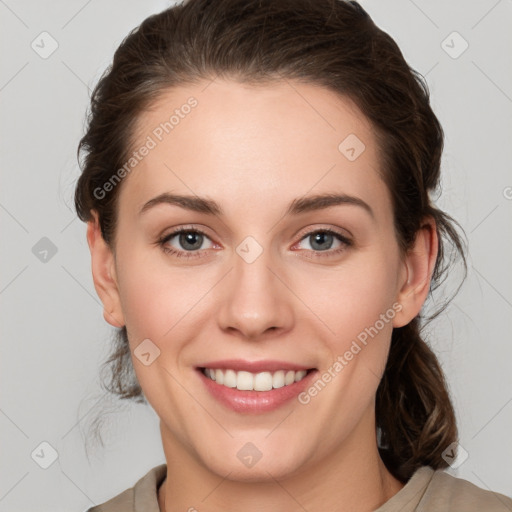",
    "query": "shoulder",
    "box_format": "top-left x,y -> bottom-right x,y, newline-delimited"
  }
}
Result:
420,468 -> 512,511
84,487 -> 133,512
377,466 -> 512,512
84,463 -> 167,512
